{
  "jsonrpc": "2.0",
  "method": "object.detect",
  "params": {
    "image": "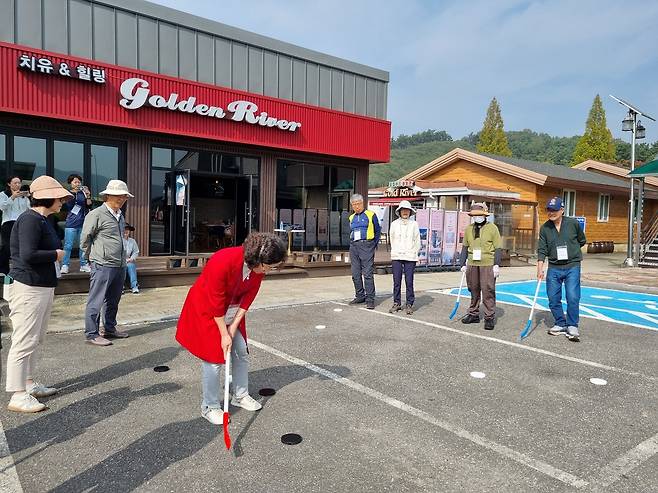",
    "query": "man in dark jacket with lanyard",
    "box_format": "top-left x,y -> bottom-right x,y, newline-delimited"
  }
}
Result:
348,194 -> 381,309
537,197 -> 587,342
